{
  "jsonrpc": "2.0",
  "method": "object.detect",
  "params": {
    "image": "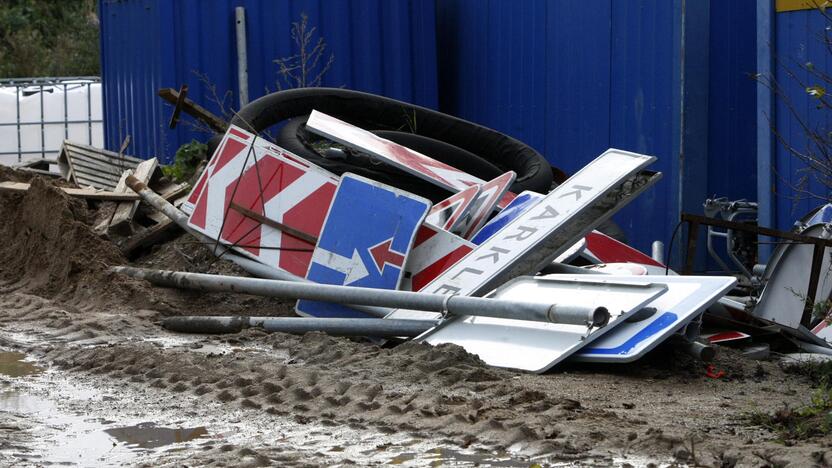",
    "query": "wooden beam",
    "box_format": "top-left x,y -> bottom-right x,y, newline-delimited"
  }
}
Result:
110,157 -> 159,231
0,182 -> 140,201
158,87 -> 228,133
